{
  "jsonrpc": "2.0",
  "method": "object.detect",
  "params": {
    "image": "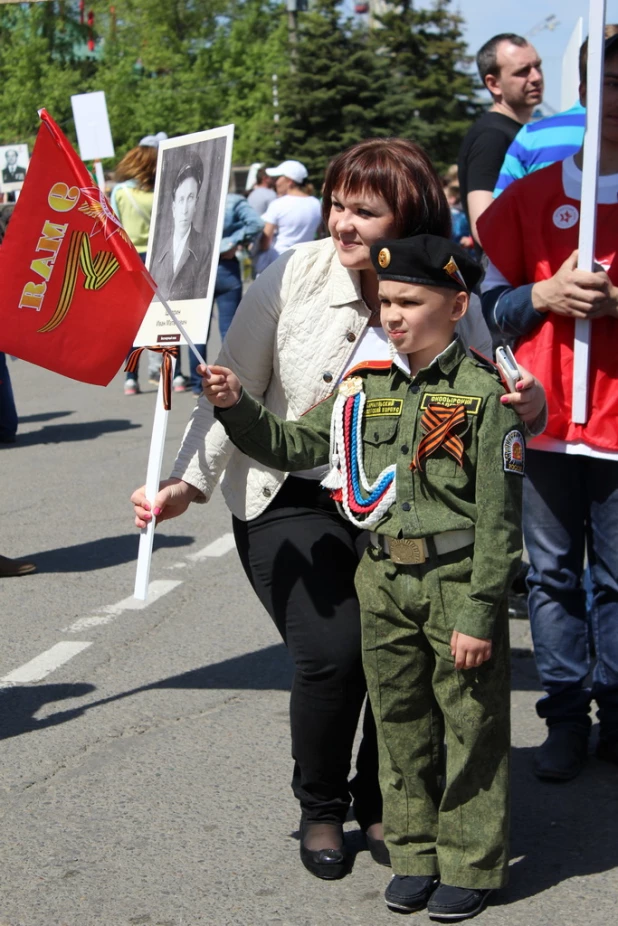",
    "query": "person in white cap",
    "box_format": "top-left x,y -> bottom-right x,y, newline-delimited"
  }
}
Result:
254,159 -> 322,274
